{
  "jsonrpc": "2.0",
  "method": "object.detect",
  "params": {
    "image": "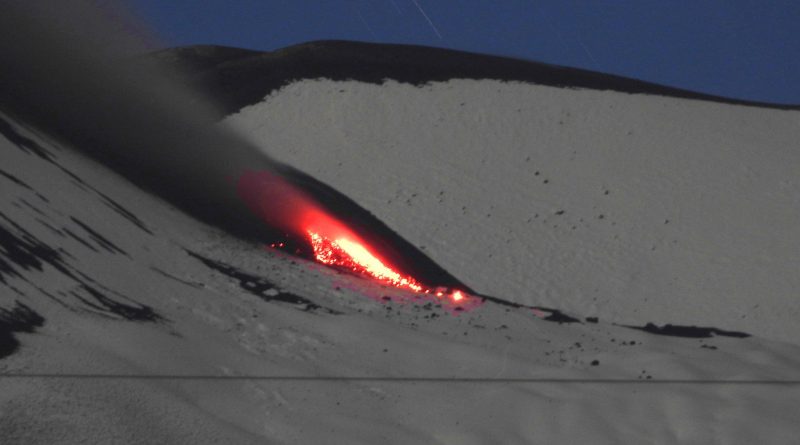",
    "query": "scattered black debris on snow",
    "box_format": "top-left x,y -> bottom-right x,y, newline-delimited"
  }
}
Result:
625,322 -> 751,339
0,301 -> 45,359
186,250 -> 339,314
